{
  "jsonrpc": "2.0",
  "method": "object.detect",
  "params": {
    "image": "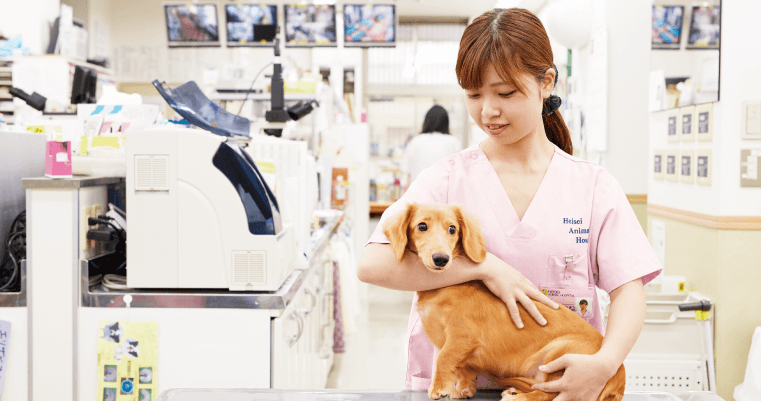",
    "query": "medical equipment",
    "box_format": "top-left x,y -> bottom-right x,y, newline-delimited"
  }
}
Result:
126,81 -> 295,291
